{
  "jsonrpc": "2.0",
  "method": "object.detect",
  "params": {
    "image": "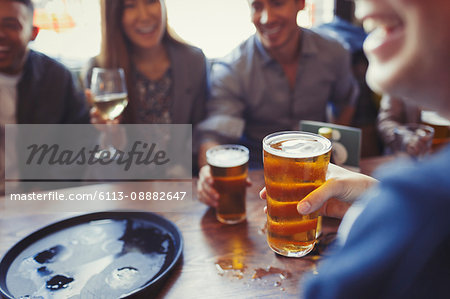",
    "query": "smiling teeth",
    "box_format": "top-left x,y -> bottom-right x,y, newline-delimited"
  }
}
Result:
264,27 -> 281,35
137,25 -> 156,34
